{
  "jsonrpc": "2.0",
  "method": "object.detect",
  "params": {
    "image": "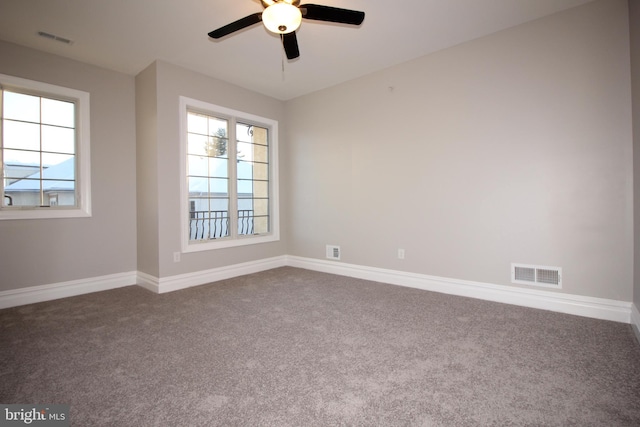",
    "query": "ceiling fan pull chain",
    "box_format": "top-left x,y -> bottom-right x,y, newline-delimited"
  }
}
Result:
281,35 -> 286,82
